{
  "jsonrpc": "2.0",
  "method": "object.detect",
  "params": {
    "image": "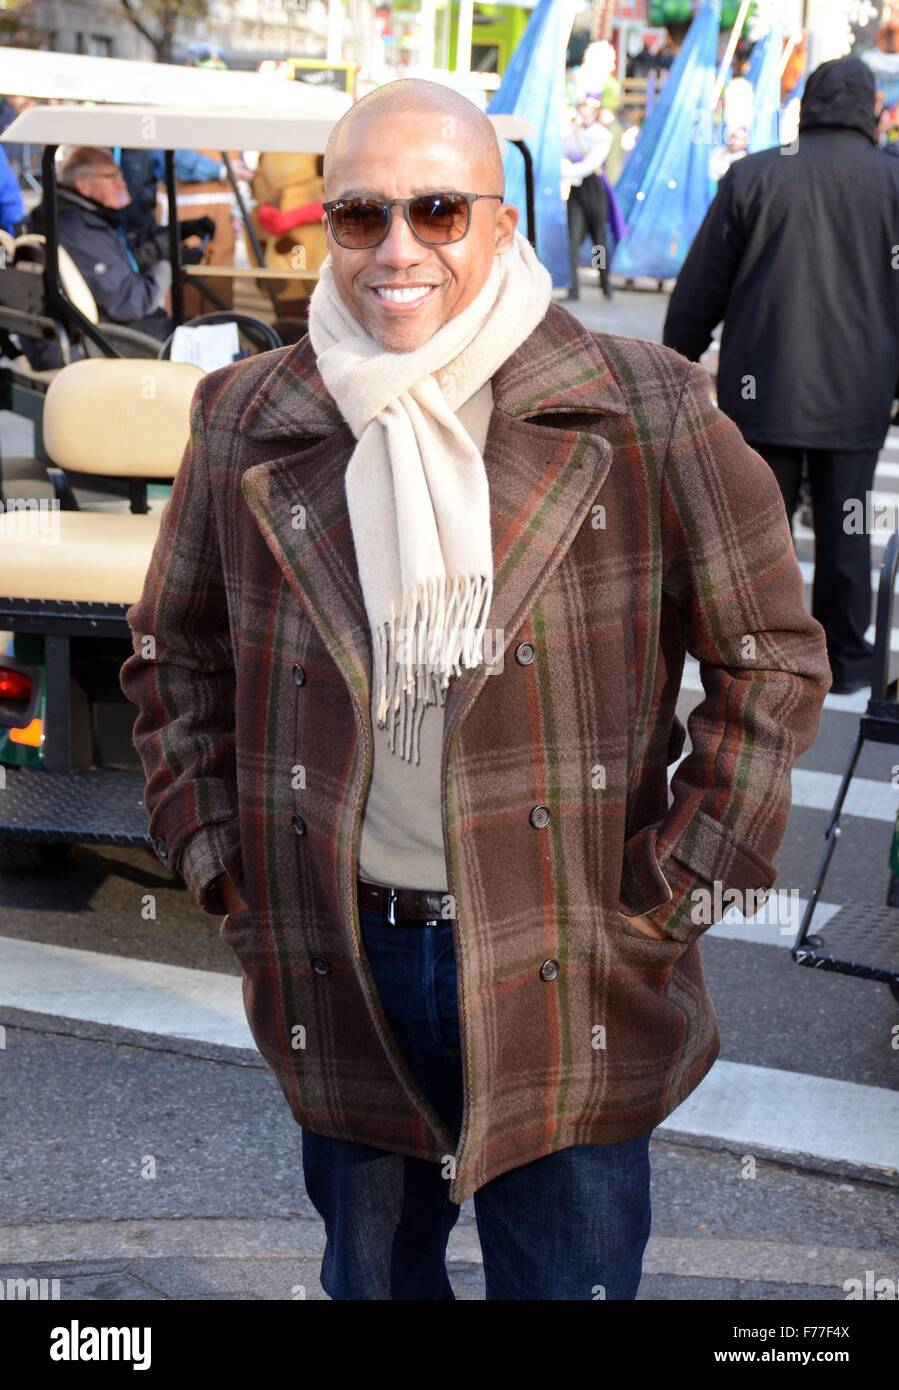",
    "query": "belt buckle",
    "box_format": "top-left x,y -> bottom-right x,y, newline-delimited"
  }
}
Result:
385,886 -> 398,926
